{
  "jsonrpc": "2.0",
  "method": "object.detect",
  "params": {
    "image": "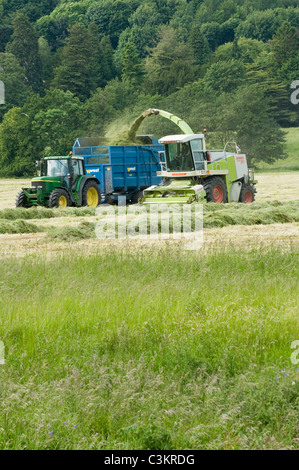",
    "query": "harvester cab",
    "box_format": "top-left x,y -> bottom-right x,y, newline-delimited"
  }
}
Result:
16,156 -> 101,208
162,134 -> 207,172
